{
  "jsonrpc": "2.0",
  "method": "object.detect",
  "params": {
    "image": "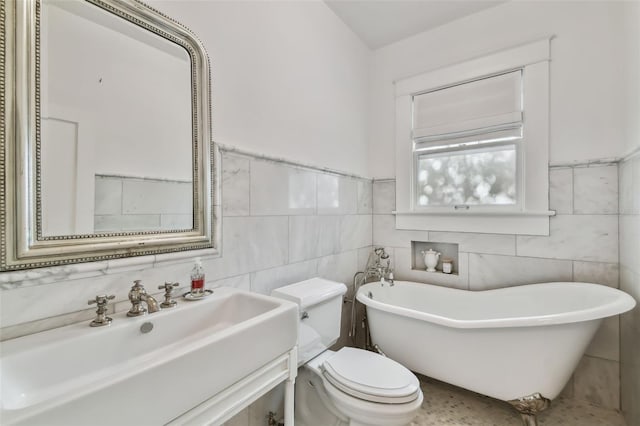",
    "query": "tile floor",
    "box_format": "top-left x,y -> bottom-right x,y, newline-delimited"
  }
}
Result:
413,376 -> 627,426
